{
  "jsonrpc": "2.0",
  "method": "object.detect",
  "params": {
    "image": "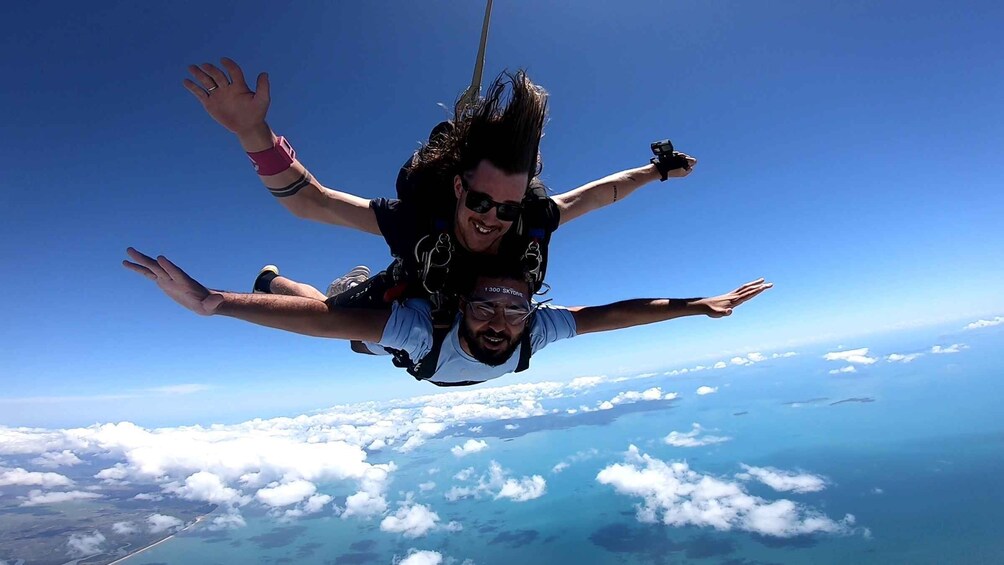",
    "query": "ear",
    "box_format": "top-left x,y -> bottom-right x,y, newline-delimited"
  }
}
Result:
453,175 -> 463,200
